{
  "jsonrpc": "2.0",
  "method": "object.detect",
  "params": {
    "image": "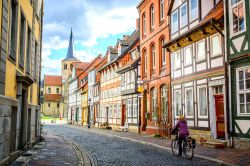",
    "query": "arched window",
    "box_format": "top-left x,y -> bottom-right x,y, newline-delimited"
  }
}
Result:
151,87 -> 157,120
64,64 -> 67,70
150,4 -> 155,30
56,88 -> 59,94
160,38 -> 166,68
142,12 -> 146,36
151,44 -> 156,72
143,49 -> 147,76
160,0 -> 164,21
161,85 -> 168,120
